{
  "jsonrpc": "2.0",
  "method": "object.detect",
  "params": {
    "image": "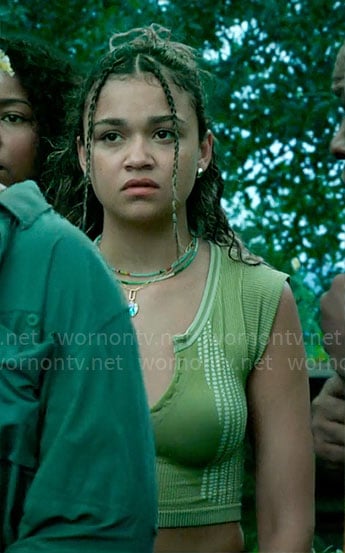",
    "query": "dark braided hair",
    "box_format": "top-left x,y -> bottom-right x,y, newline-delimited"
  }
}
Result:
49,24 -> 259,263
0,34 -> 80,201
